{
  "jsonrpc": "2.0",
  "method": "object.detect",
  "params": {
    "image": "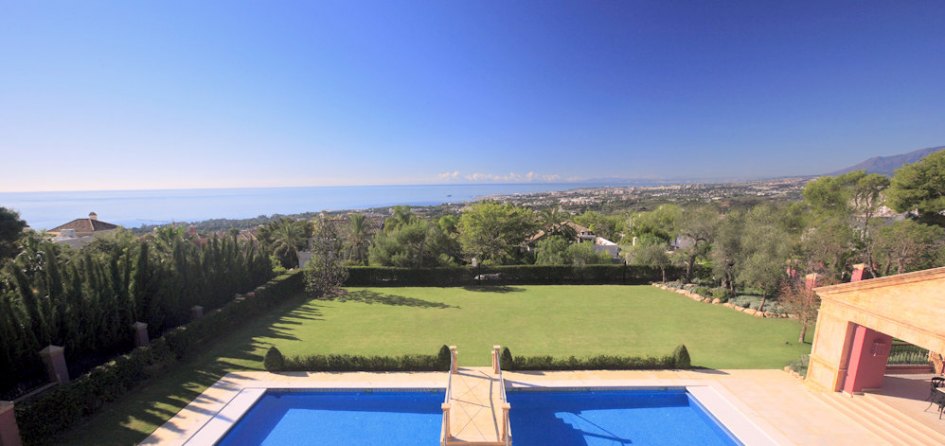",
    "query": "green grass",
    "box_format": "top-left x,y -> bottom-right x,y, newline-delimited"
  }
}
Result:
60,285 -> 811,445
